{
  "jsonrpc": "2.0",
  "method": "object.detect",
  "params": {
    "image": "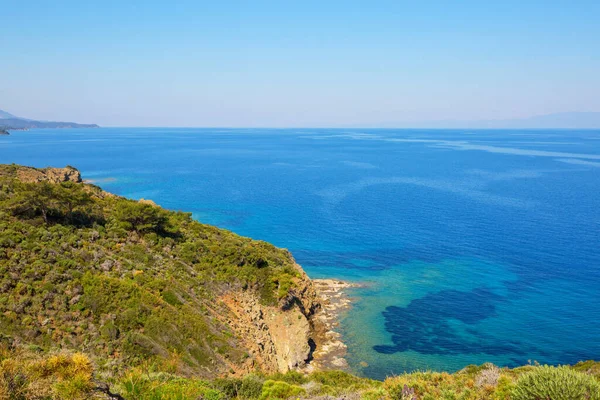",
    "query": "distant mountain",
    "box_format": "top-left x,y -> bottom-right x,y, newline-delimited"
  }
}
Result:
503,112 -> 600,129
450,112 -> 600,129
0,109 -> 99,129
0,110 -> 18,119
358,112 -> 600,129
